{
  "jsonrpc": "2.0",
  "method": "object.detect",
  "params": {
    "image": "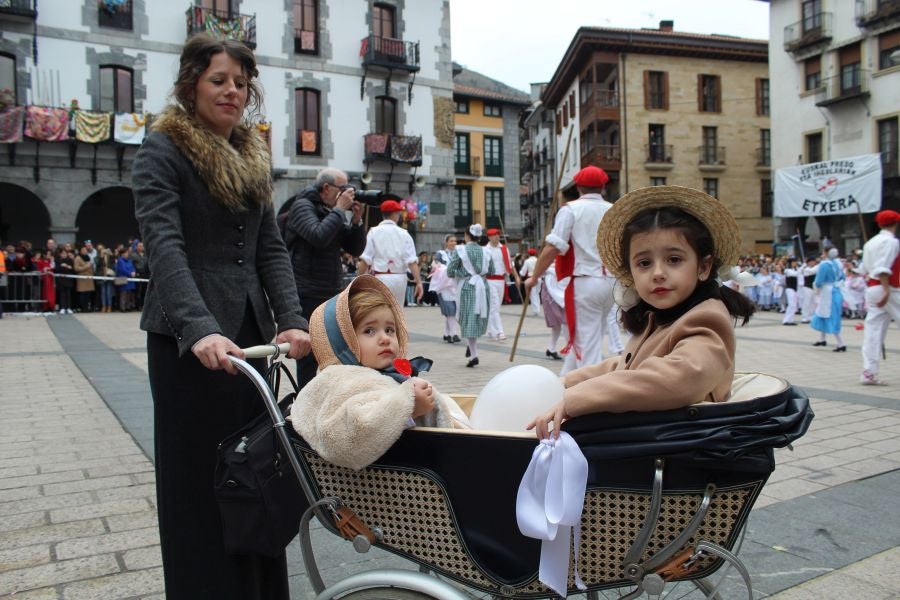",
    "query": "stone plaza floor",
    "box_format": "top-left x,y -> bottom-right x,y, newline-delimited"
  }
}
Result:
0,302 -> 898,598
